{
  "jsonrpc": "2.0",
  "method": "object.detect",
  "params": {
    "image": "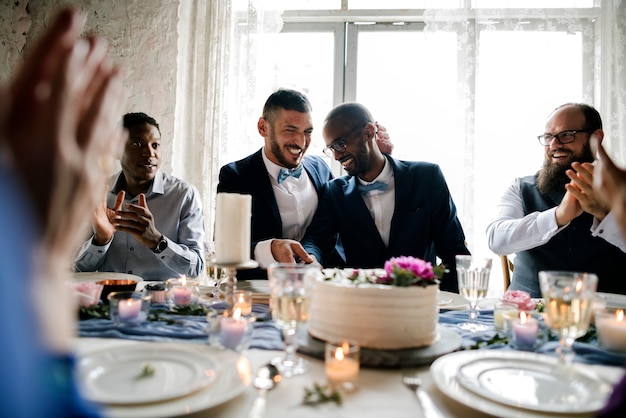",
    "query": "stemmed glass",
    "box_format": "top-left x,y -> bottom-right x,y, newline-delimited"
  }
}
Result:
203,240 -> 221,302
539,271 -> 598,366
267,263 -> 320,377
456,255 -> 492,332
